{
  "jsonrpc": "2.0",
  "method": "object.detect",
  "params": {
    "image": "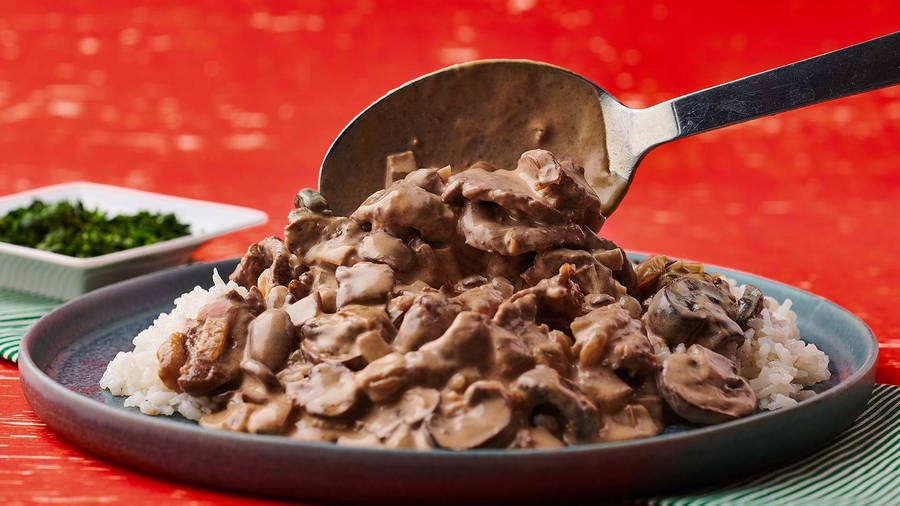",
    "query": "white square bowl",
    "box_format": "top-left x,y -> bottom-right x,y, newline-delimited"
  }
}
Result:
0,182 -> 267,300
